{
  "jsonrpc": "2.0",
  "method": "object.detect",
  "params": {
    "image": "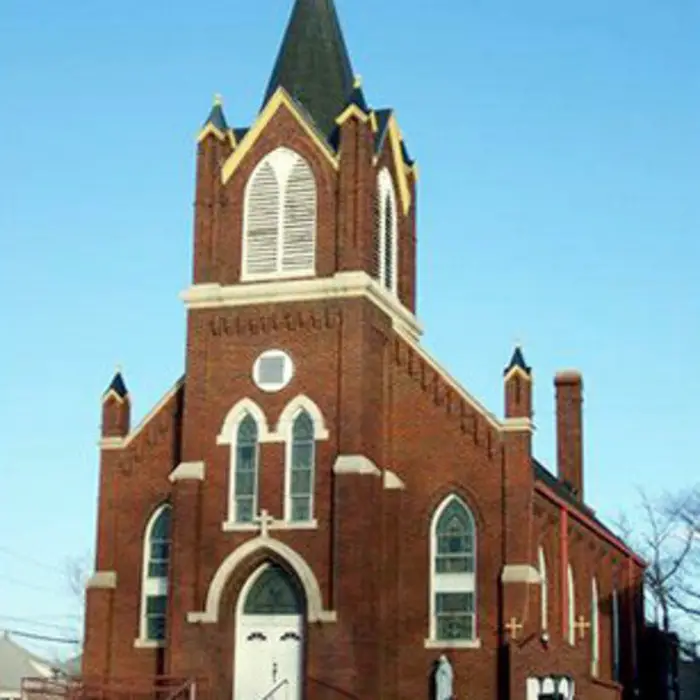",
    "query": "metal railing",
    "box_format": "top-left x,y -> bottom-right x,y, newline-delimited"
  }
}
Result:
258,678 -> 288,700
